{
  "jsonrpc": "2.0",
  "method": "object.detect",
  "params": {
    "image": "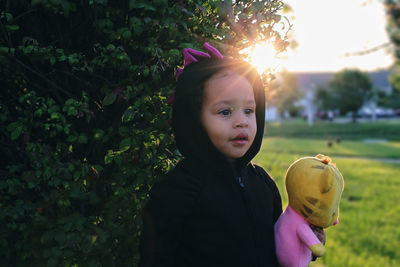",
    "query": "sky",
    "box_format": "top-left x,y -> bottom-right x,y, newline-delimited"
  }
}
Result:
277,0 -> 394,72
